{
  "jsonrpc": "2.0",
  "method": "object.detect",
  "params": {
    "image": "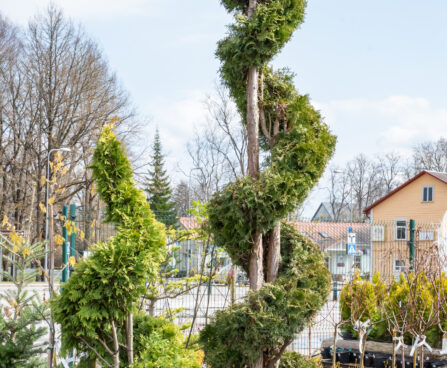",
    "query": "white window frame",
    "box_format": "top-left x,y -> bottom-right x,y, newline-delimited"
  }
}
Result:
353,255 -> 361,270
422,186 -> 434,202
393,258 -> 406,279
419,231 -> 434,241
371,225 -> 385,241
394,218 -> 407,241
